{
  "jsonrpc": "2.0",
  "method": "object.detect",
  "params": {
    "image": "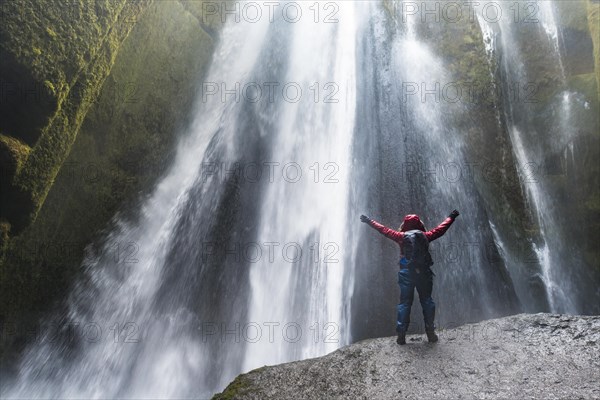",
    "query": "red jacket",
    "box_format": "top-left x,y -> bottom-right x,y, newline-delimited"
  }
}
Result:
367,214 -> 454,254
